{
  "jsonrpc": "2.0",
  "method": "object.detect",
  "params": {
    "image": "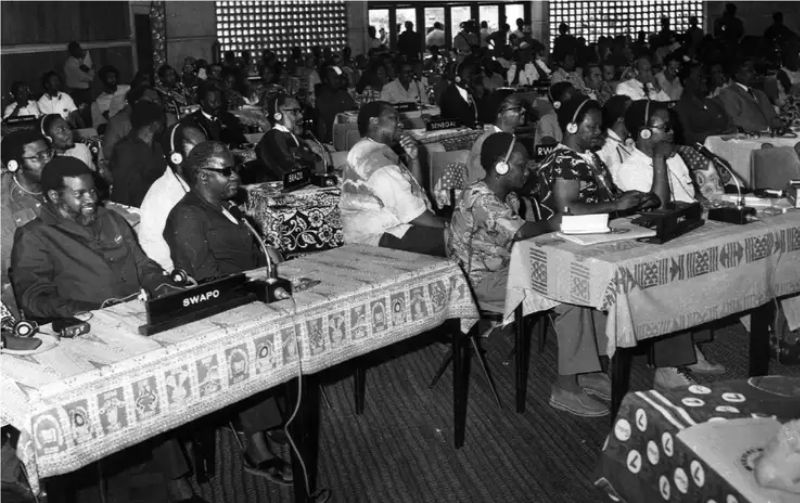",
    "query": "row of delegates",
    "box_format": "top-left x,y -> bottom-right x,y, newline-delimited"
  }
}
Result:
6,157 -> 209,503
